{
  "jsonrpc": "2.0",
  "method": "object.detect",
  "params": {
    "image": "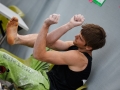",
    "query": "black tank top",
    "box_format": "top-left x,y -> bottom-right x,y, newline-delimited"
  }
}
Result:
47,45 -> 92,90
